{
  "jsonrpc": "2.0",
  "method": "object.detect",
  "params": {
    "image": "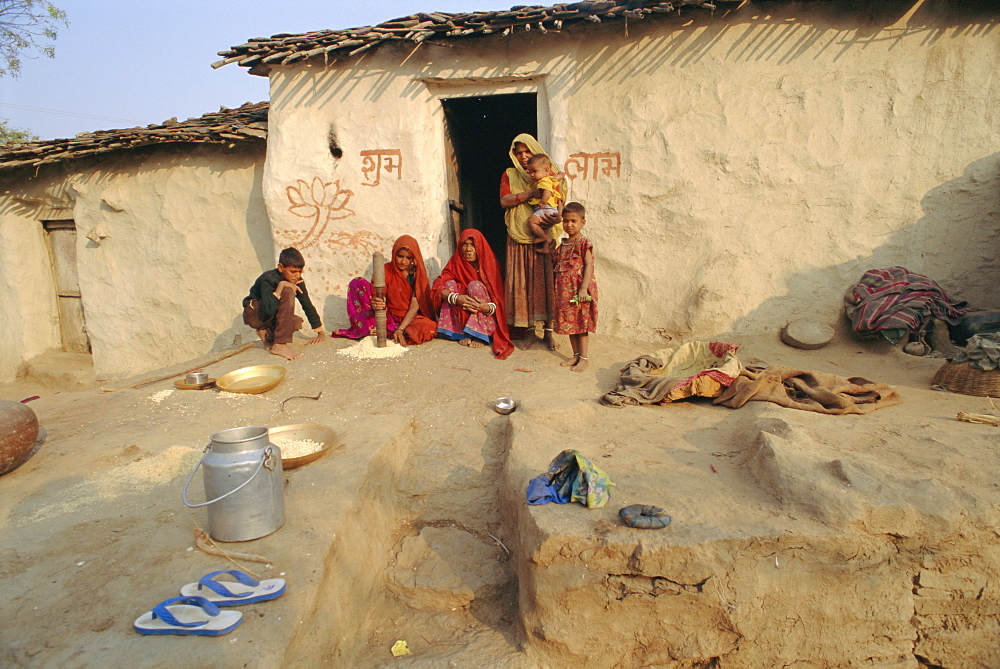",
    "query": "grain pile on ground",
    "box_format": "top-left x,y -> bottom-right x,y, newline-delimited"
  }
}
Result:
272,437 -> 323,458
336,337 -> 409,360
0,331 -> 997,667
